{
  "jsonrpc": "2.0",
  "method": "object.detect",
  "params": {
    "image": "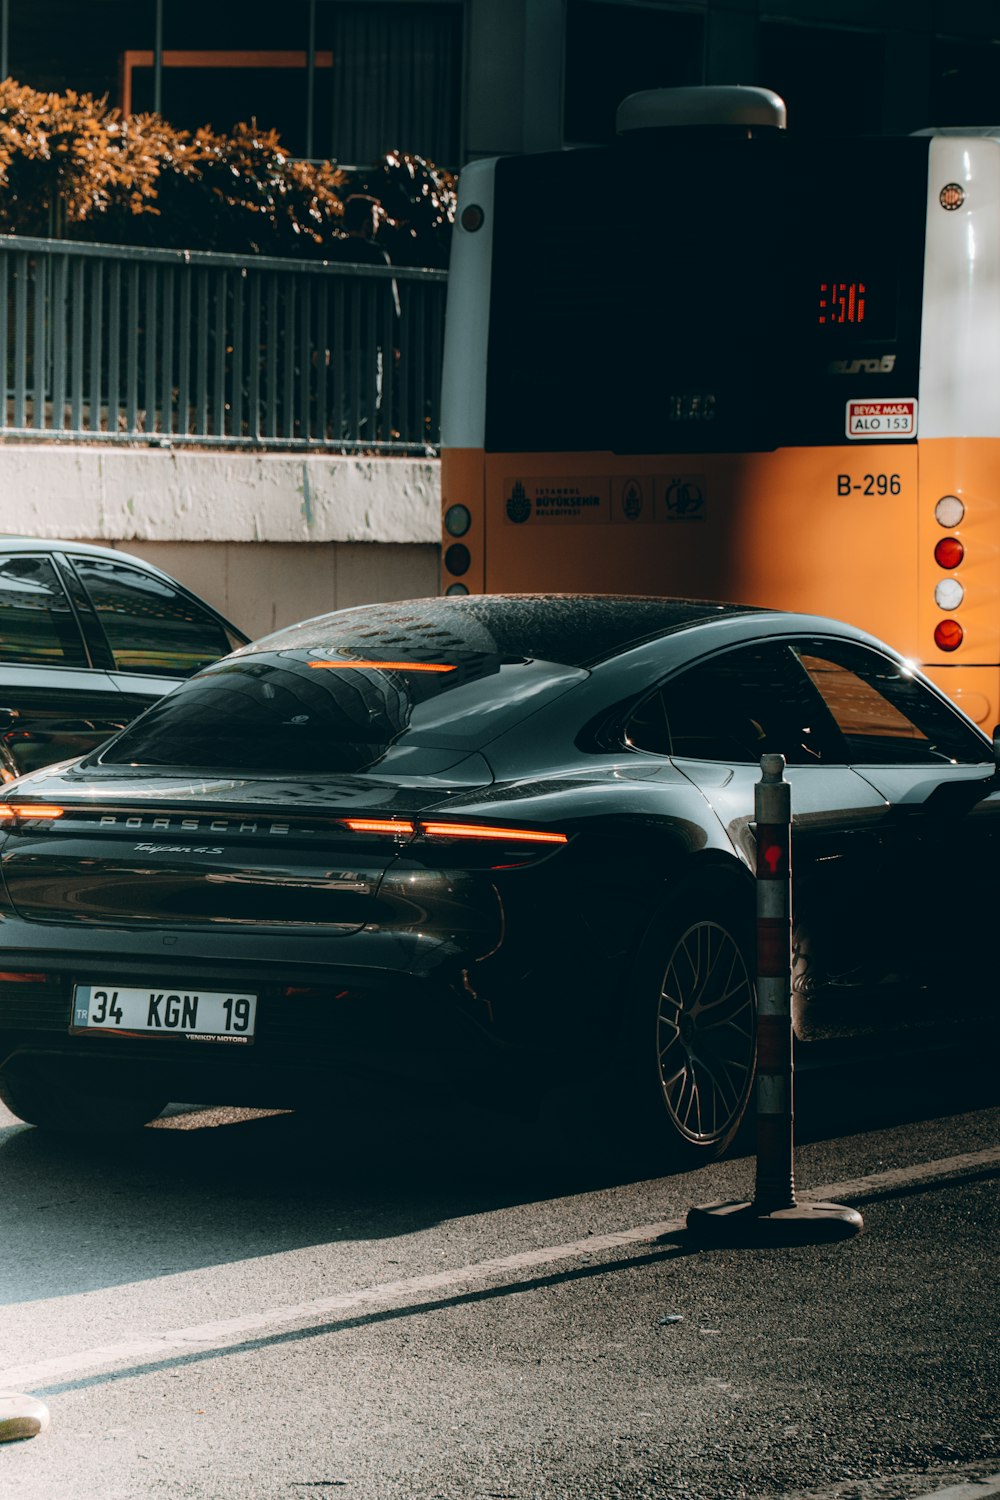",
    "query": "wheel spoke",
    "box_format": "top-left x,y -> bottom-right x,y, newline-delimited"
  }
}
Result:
699,993 -> 754,1032
677,1066 -> 702,1134
657,988 -> 683,1028
695,960 -> 750,1015
694,1051 -> 746,1116
706,1013 -> 754,1044
658,1054 -> 688,1087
